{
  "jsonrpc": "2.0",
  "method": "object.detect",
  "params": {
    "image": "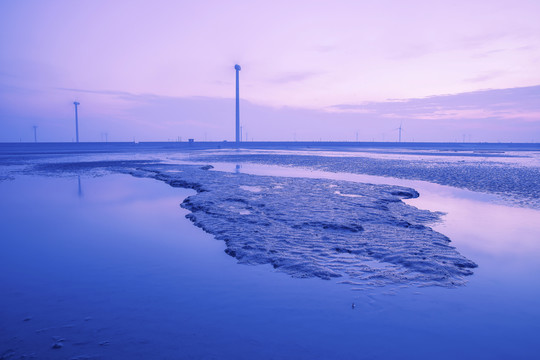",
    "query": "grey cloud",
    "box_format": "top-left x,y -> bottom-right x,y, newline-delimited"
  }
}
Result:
328,85 -> 540,119
3,83 -> 539,143
56,87 -> 136,98
464,70 -> 506,83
